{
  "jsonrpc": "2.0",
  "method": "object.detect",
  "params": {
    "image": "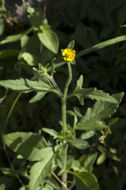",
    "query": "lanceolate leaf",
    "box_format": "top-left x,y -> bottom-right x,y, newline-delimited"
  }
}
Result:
0,28 -> 32,45
29,91 -> 47,103
0,78 -> 31,91
77,35 -> 126,58
29,150 -> 54,190
72,88 -> 118,104
68,139 -> 89,150
0,78 -> 52,92
69,171 -> 100,190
